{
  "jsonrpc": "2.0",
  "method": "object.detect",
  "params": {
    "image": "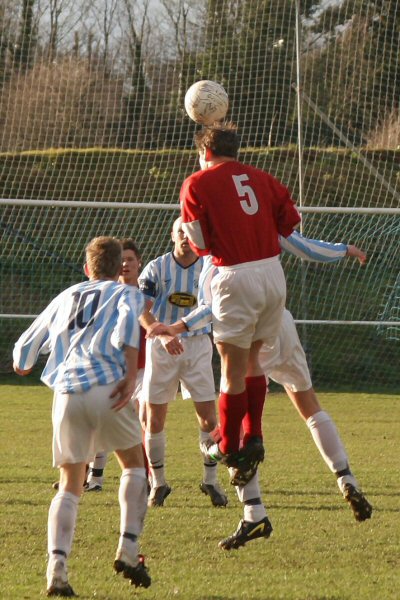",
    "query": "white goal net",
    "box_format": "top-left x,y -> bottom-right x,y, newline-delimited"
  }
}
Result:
1,0 -> 399,389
